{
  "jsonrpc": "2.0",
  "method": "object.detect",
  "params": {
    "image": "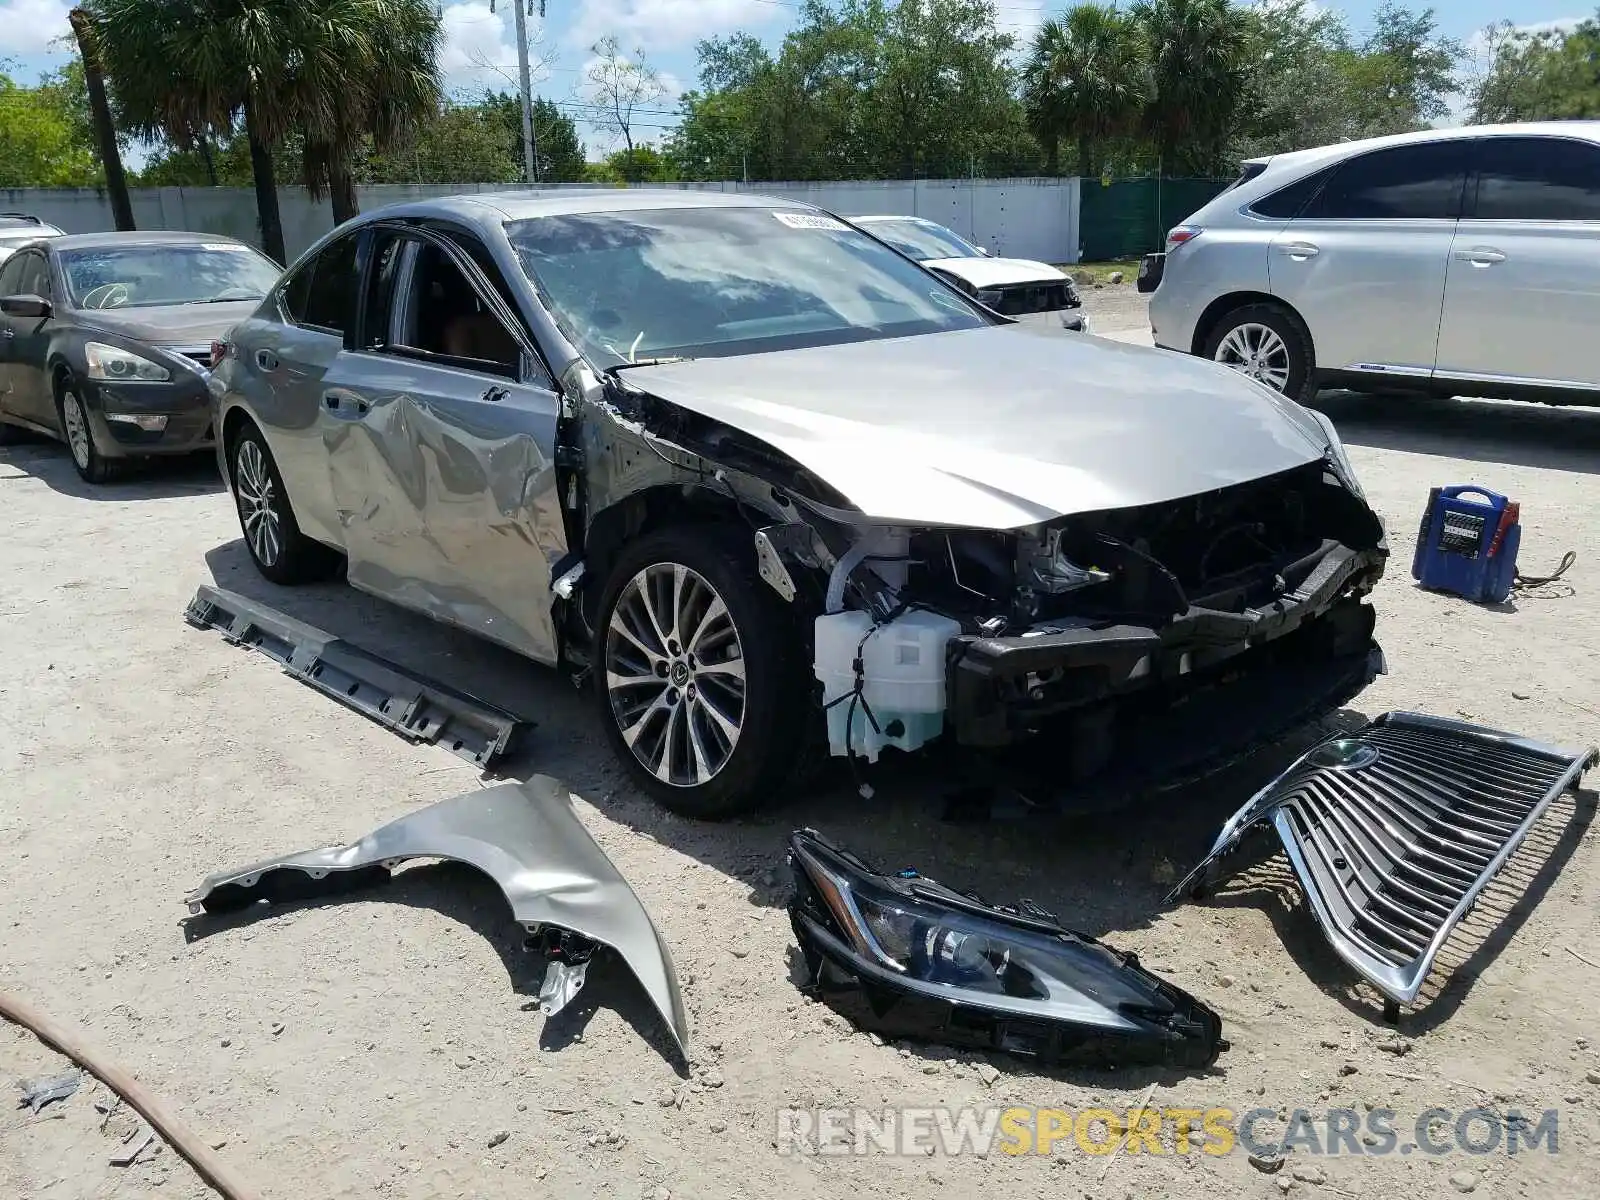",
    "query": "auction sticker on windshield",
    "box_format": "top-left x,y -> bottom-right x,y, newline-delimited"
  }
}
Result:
772,212 -> 848,231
